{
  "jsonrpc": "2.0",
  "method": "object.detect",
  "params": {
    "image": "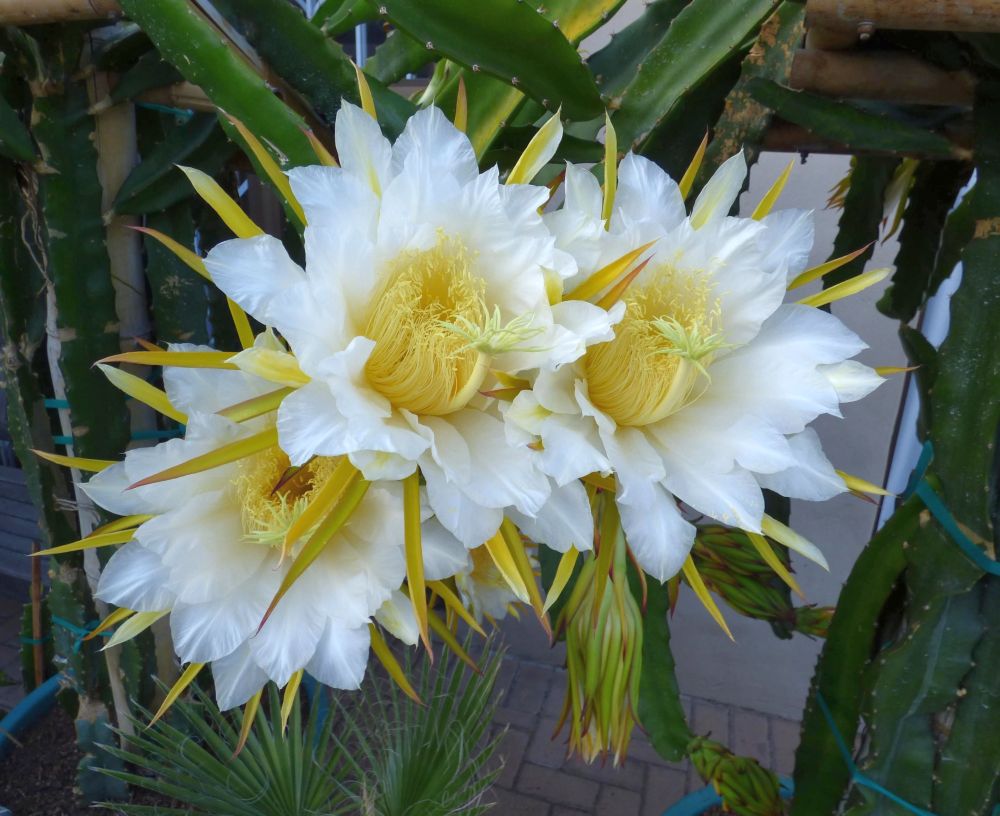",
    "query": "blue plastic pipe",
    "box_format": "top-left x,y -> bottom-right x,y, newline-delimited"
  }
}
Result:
0,673 -> 64,759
